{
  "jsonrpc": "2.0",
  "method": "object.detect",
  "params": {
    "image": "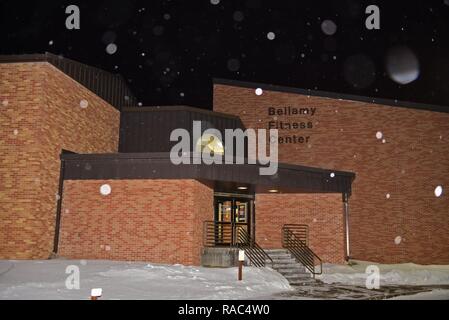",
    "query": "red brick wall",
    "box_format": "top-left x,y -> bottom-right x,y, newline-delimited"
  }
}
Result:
0,62 -> 119,259
214,83 -> 449,264
255,193 -> 345,264
59,179 -> 214,265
